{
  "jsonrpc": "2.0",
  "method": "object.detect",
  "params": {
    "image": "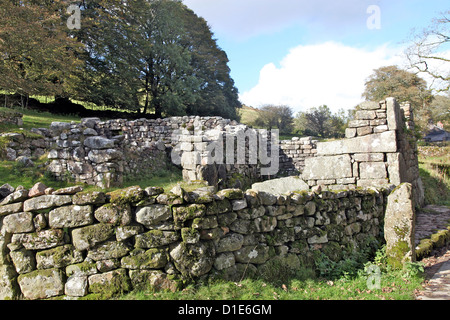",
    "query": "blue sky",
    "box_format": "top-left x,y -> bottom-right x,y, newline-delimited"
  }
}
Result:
183,0 -> 450,113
